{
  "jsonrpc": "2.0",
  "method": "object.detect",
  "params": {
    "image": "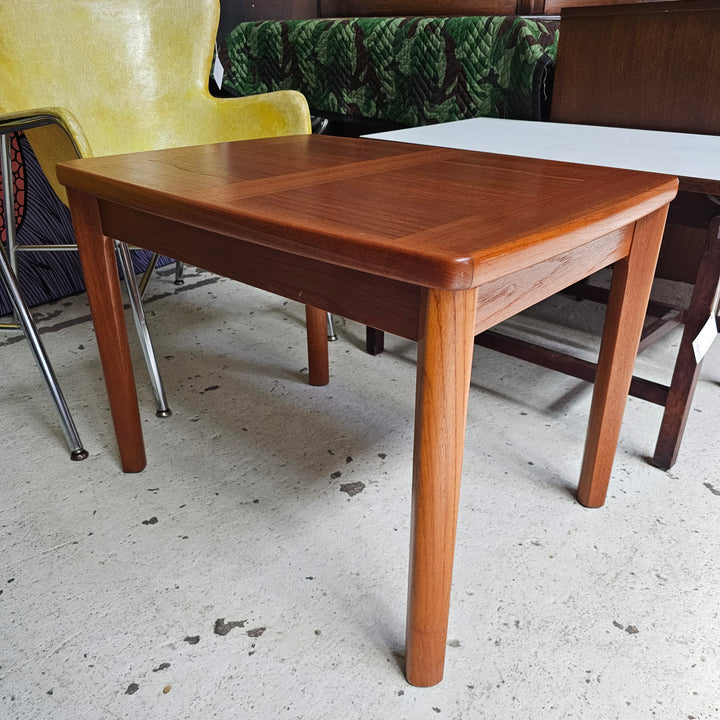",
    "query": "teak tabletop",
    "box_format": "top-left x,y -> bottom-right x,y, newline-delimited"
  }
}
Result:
57,134 -> 677,686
